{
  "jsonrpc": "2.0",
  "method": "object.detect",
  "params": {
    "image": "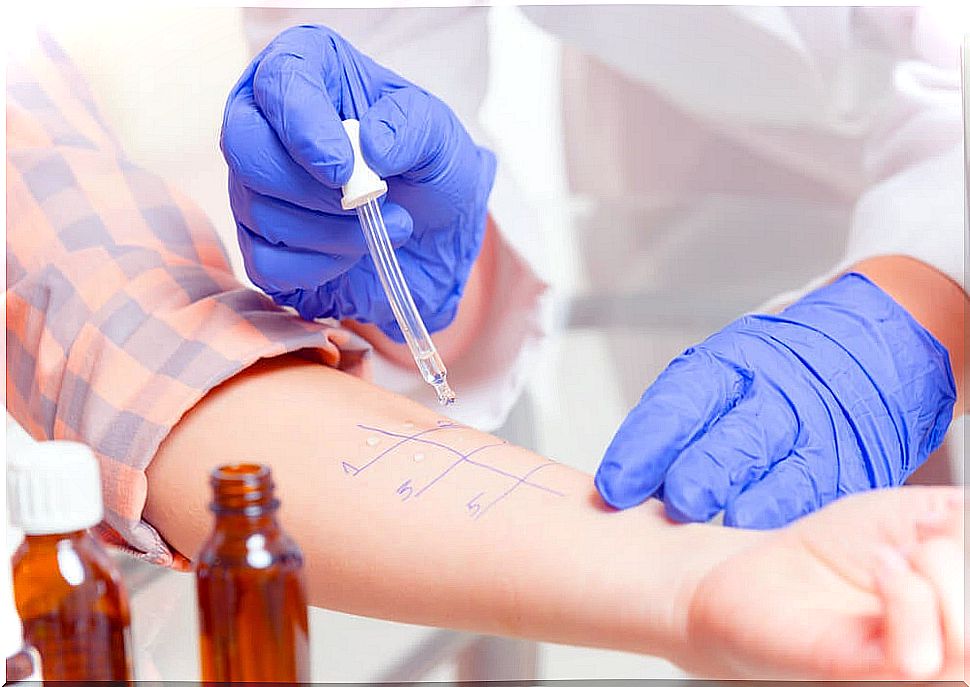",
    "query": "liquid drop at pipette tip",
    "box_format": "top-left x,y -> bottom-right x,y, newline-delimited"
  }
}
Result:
434,380 -> 456,406
365,436 -> 380,447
